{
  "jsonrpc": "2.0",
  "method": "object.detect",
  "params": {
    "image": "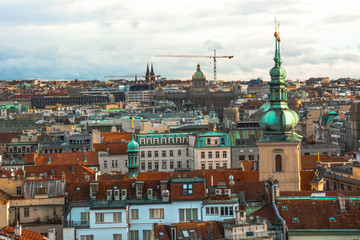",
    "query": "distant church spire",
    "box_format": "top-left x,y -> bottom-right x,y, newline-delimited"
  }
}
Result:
150,63 -> 155,81
146,63 -> 150,82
